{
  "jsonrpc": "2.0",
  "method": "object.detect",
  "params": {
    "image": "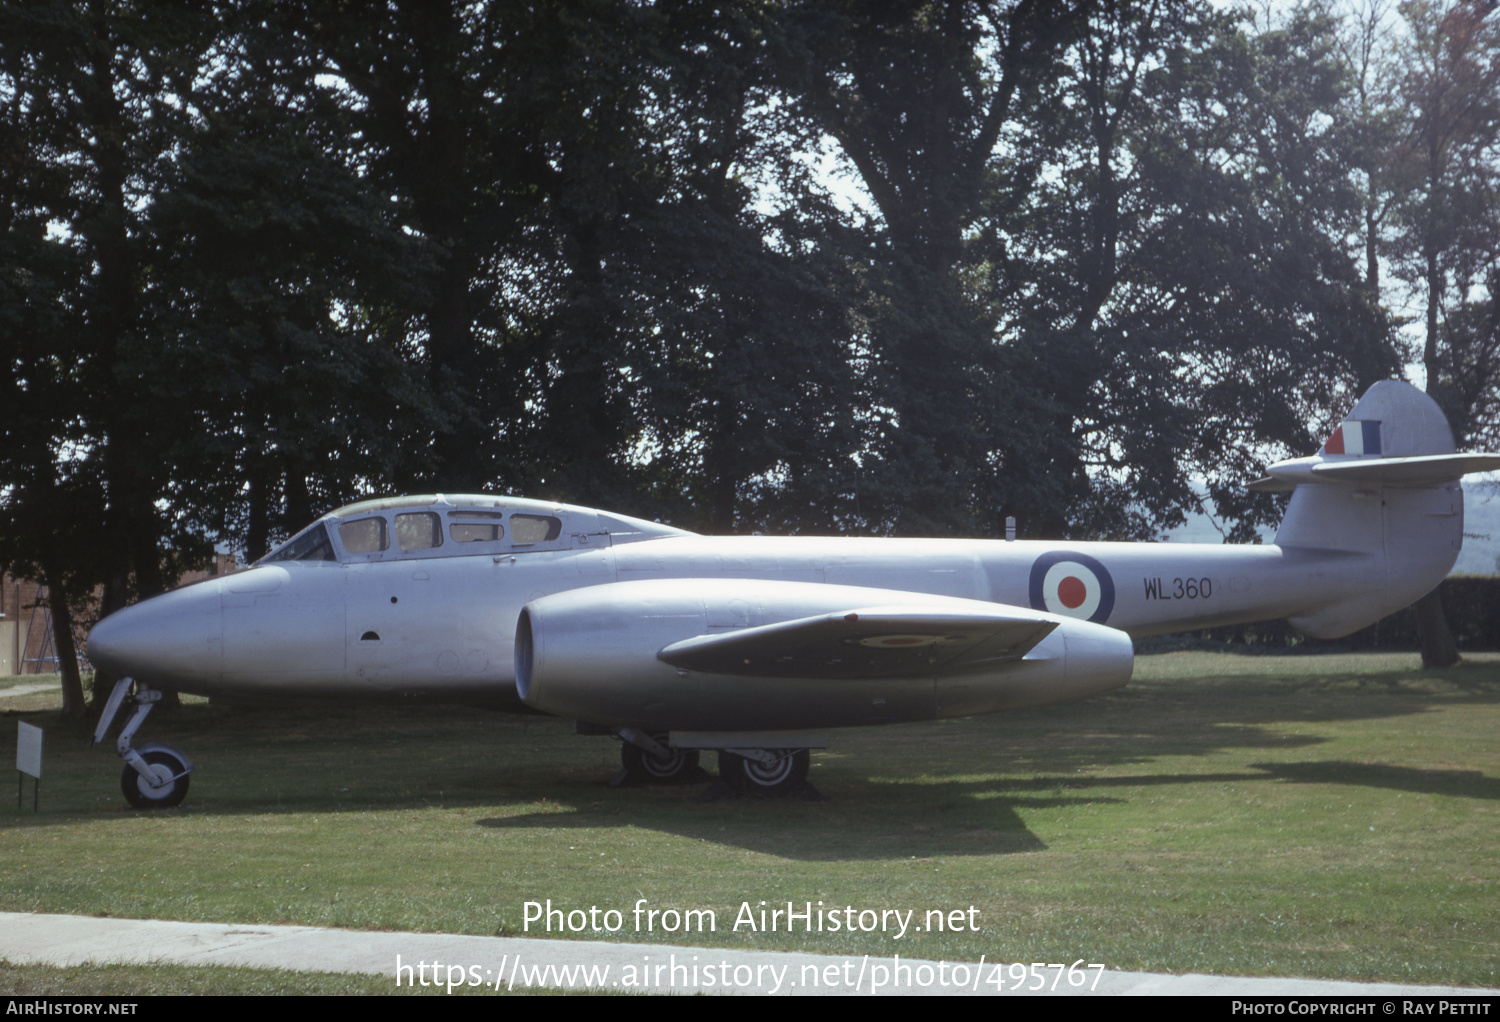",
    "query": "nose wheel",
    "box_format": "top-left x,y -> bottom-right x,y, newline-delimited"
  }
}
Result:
120,748 -> 191,809
94,677 -> 195,810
